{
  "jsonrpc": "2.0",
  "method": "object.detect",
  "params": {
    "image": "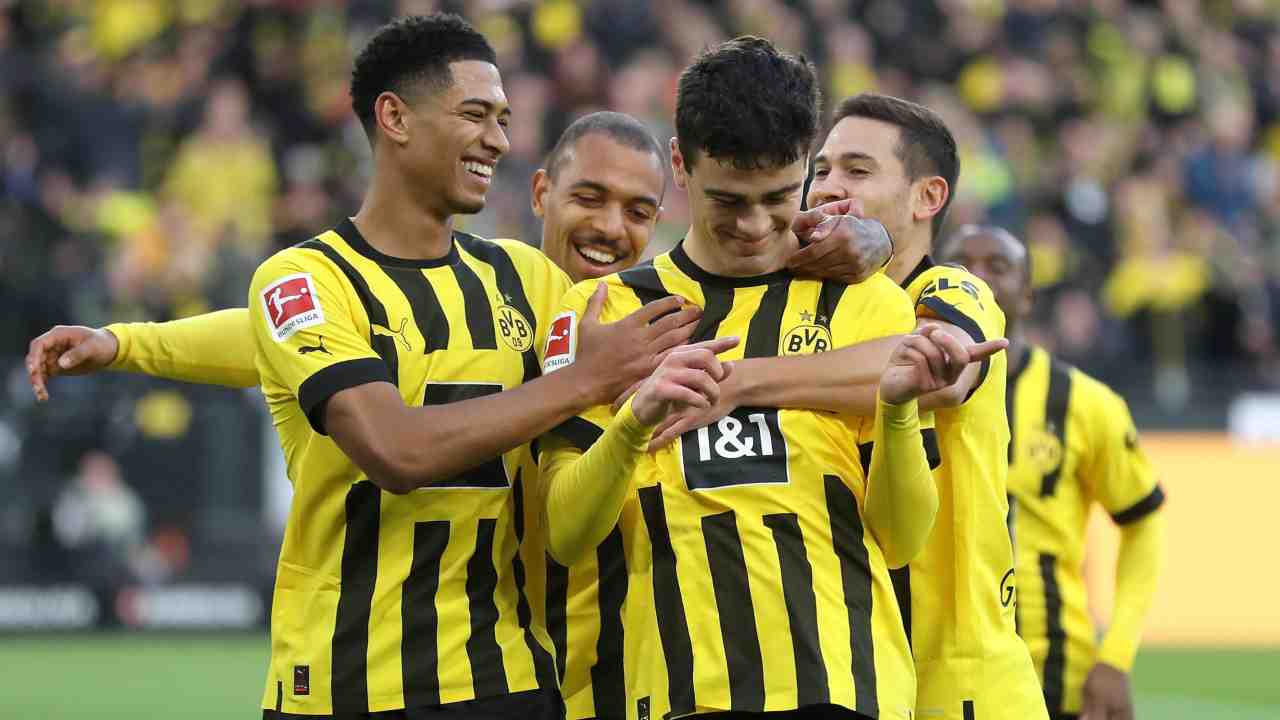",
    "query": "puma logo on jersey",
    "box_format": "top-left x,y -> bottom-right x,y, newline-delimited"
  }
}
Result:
297,336 -> 331,355
371,317 -> 411,351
